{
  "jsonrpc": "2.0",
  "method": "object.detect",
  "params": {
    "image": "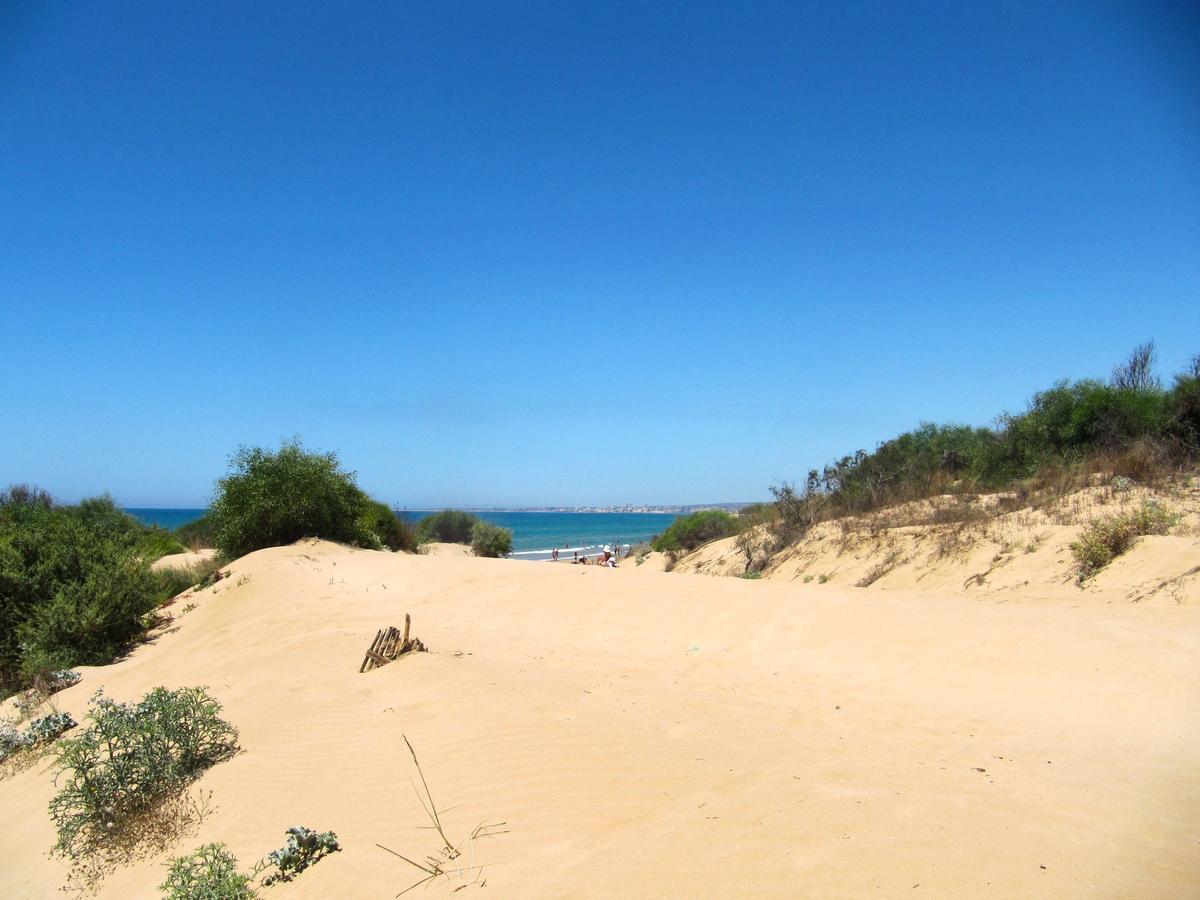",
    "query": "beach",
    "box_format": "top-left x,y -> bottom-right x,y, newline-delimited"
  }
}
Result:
2,538 -> 1197,897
